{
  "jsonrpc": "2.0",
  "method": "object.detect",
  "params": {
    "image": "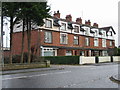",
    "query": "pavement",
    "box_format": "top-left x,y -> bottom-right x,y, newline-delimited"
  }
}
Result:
2,63 -> 119,88
2,65 -> 65,75
2,63 -> 120,84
